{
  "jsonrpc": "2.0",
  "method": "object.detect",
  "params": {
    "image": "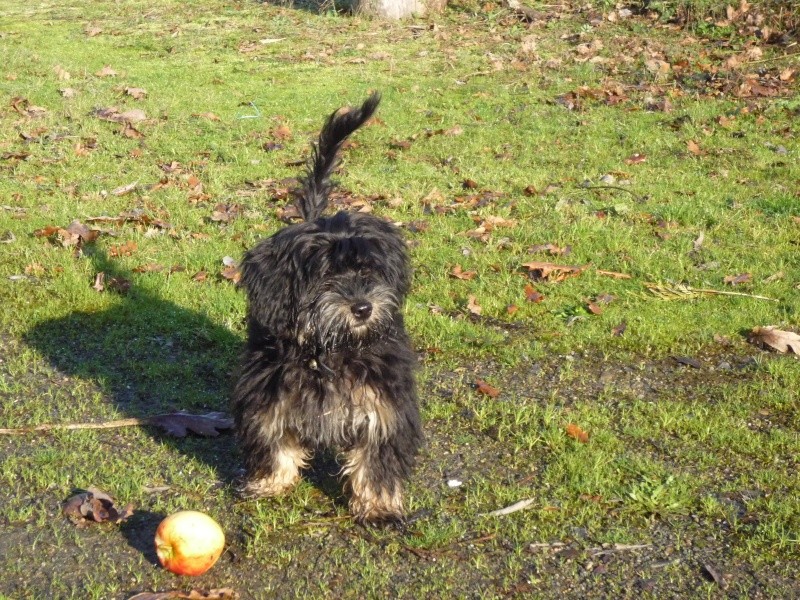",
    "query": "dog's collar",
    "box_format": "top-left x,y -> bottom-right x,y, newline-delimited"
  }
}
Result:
307,354 -> 336,379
